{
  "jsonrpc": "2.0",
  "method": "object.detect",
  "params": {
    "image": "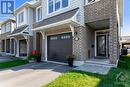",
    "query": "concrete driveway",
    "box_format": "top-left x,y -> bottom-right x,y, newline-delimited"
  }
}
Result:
0,62 -> 72,87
